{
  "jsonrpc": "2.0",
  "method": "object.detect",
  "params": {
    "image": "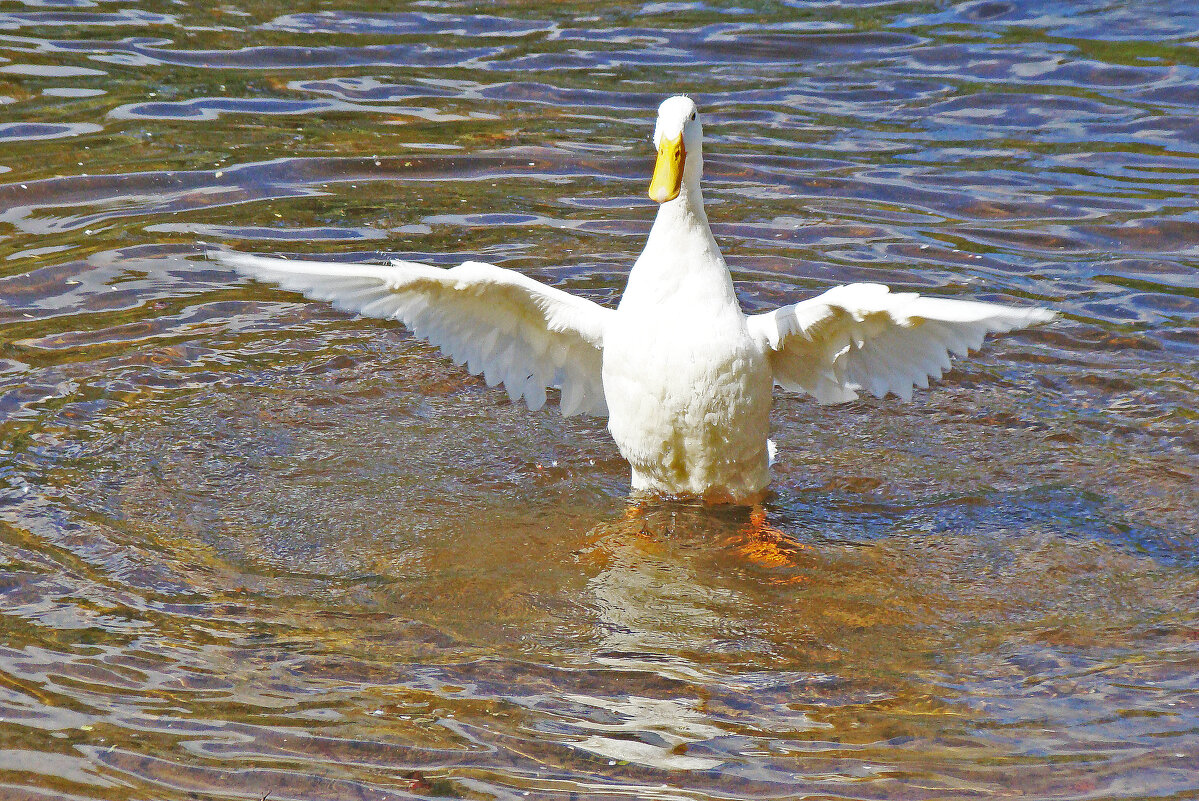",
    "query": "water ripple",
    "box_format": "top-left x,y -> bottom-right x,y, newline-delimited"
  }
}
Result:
0,2 -> 1197,800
